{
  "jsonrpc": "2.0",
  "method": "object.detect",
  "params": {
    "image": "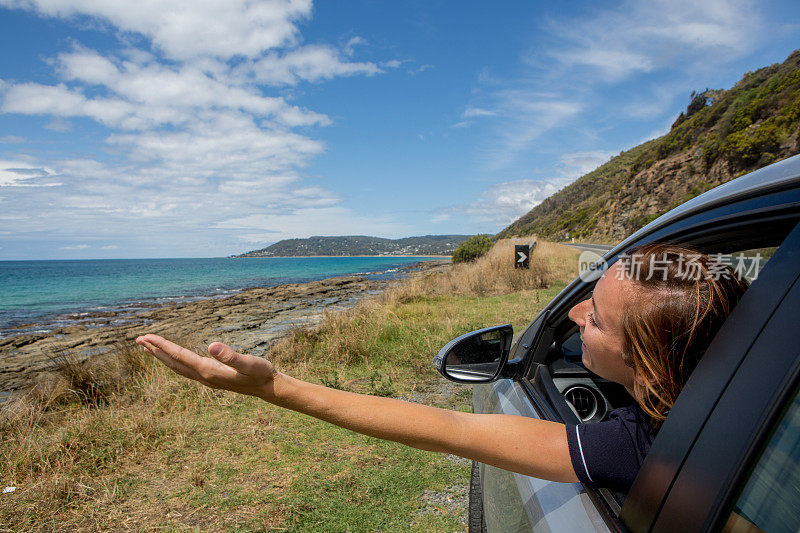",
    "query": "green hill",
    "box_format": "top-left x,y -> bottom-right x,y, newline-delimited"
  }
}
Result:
498,50 -> 800,242
233,235 -> 470,257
